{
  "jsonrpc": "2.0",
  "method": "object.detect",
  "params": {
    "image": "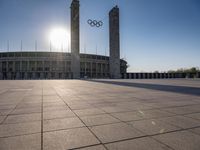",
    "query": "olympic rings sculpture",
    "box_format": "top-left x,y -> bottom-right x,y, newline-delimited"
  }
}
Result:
87,19 -> 103,27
